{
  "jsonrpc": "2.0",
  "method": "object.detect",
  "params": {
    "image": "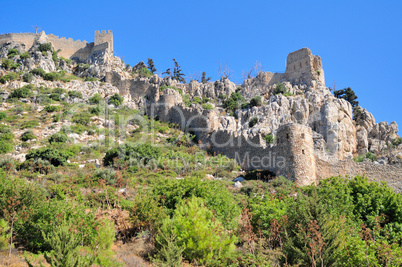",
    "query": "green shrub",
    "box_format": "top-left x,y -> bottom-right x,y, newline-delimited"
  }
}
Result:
10,85 -> 33,99
92,168 -> 118,185
89,93 -> 102,104
20,120 -> 39,129
7,48 -> 19,58
263,134 -> 275,144
68,90 -> 82,99
250,95 -> 262,107
0,72 -> 18,84
20,130 -> 36,141
193,97 -> 202,104
1,58 -> 13,69
365,152 -> 377,162
43,72 -> 60,81
22,72 -> 33,83
137,67 -> 153,78
48,132 -> 68,144
38,43 -> 52,52
223,92 -> 246,115
392,137 -> 402,146
84,77 -> 98,82
274,82 -> 287,95
72,112 -> 92,125
0,112 -> 6,120
89,106 -> 101,115
201,103 -> 214,110
353,155 -> 364,163
20,52 -> 31,60
30,68 -> 46,77
44,105 -> 61,112
249,117 -> 258,128
103,142 -> 162,167
156,196 -> 237,264
0,125 -> 14,154
108,93 -> 124,107
25,147 -> 70,166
